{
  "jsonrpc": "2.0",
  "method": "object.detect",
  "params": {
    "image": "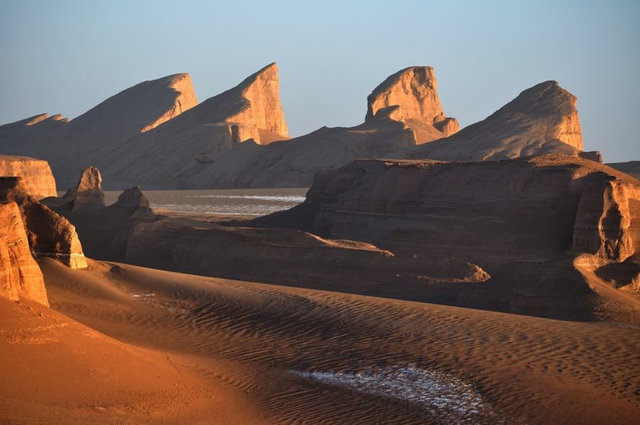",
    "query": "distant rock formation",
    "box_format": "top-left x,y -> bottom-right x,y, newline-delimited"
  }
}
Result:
0,73 -> 199,188
0,177 -> 87,269
366,66 -> 459,141
0,202 -> 48,306
408,81 -> 585,161
0,155 -> 57,199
